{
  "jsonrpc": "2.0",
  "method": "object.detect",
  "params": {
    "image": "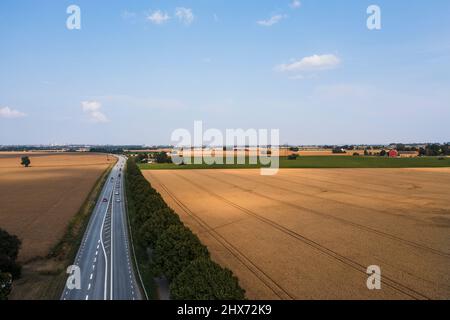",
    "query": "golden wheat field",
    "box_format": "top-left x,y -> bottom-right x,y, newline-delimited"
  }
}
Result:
143,168 -> 450,300
0,152 -> 113,261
